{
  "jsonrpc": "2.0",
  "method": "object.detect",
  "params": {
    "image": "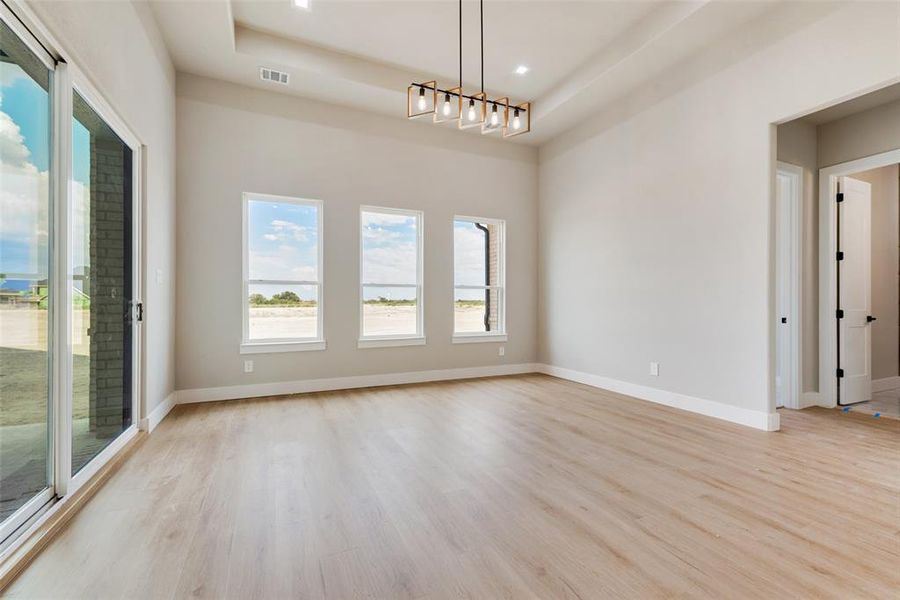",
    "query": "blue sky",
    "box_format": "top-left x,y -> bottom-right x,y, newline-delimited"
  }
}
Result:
248,198 -> 318,300
361,211 -> 418,301
1,63 -> 50,278
0,62 -> 92,280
